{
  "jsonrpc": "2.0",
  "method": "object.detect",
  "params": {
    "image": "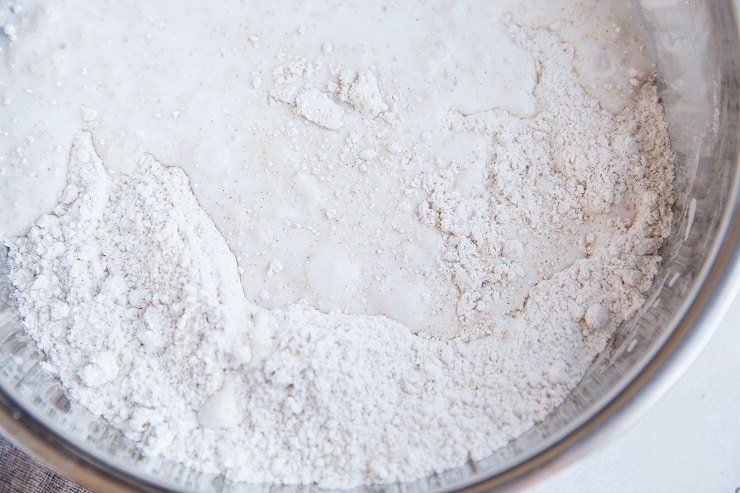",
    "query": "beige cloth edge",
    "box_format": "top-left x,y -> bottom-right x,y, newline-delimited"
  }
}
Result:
0,433 -> 91,493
